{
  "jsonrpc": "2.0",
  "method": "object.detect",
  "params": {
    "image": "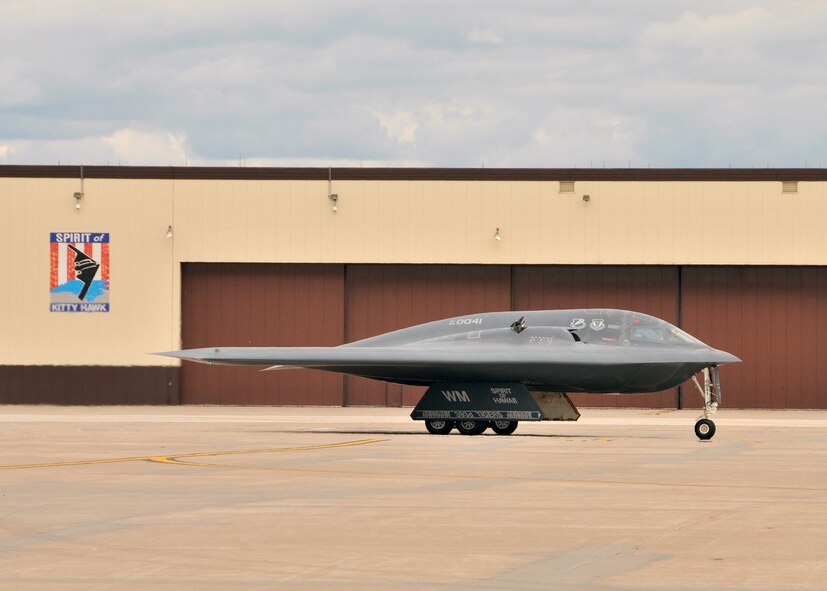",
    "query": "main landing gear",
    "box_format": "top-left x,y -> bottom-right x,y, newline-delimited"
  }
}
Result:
424,419 -> 519,436
692,366 -> 721,441
424,419 -> 453,435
